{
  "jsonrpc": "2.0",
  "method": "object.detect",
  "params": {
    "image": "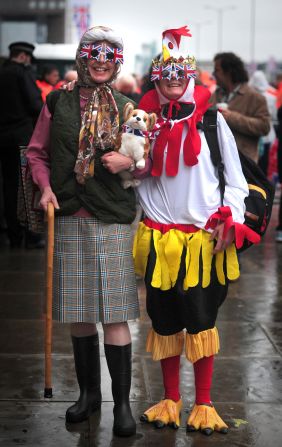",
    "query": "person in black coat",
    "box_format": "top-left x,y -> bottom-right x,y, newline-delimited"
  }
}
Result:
0,42 -> 43,247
